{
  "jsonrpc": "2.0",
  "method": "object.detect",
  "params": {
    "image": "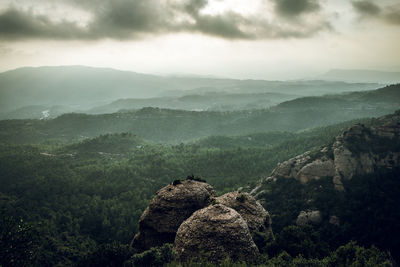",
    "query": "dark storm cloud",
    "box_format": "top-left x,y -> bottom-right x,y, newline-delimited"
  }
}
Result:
274,0 -> 320,17
88,0 -> 170,39
352,1 -> 381,16
189,13 -> 253,39
0,0 -> 329,41
0,8 -> 88,40
385,10 -> 400,25
352,1 -> 400,25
